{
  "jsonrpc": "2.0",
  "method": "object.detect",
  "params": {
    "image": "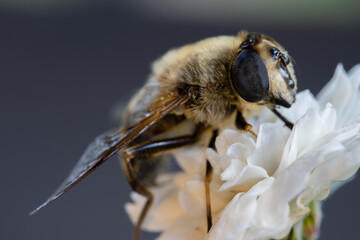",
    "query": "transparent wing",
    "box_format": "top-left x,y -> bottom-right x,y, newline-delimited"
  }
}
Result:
30,92 -> 189,215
